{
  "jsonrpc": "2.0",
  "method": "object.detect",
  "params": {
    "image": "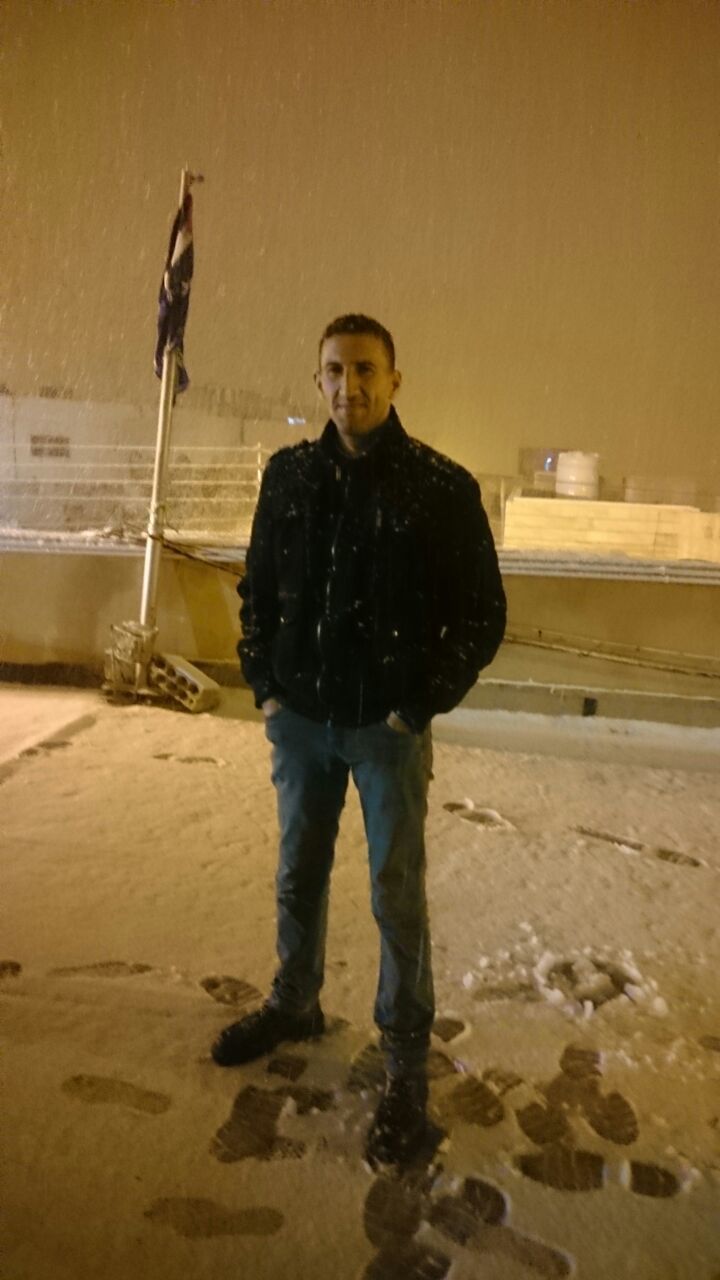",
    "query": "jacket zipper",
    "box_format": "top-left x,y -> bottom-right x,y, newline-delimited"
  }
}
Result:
316,465 -> 346,711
